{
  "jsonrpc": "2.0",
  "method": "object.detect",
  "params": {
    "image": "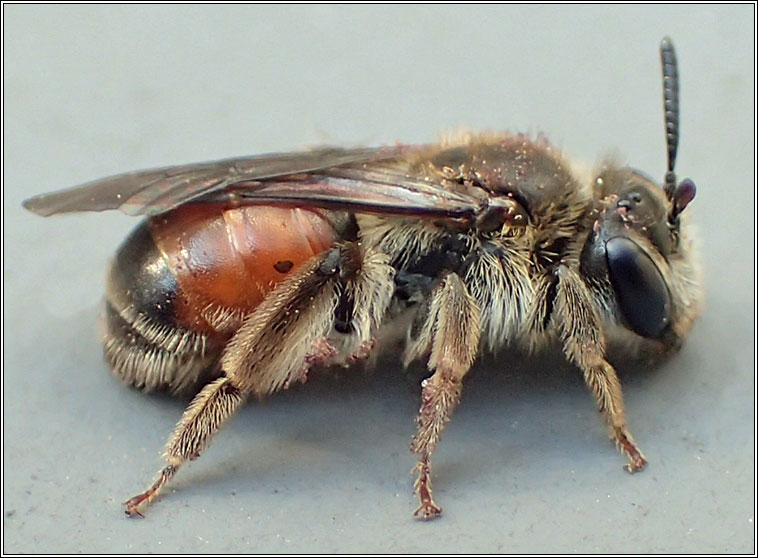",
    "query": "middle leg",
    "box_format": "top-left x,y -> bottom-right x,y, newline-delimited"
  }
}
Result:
406,272 -> 481,519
